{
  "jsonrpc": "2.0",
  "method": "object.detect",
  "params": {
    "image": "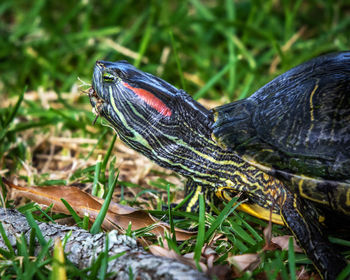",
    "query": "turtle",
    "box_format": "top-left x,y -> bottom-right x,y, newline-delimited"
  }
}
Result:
89,52 -> 350,279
